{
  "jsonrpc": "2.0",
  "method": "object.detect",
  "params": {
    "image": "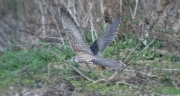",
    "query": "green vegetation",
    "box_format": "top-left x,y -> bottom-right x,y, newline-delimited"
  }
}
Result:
0,33 -> 180,95
0,47 -> 65,89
